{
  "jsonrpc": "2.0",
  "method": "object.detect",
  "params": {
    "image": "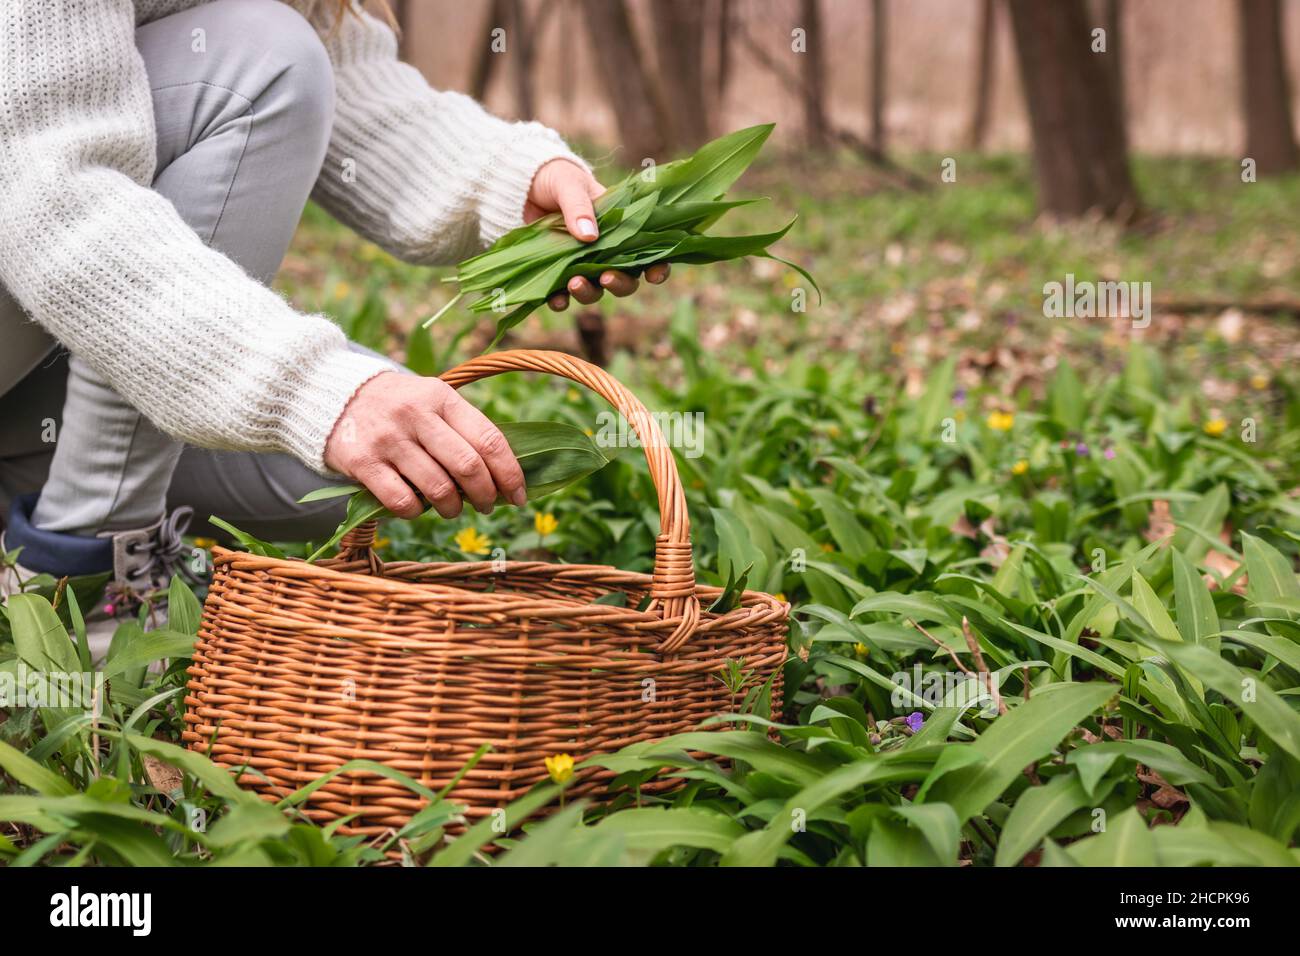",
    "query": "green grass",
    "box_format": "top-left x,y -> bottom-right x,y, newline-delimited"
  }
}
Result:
2,154 -> 1299,866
